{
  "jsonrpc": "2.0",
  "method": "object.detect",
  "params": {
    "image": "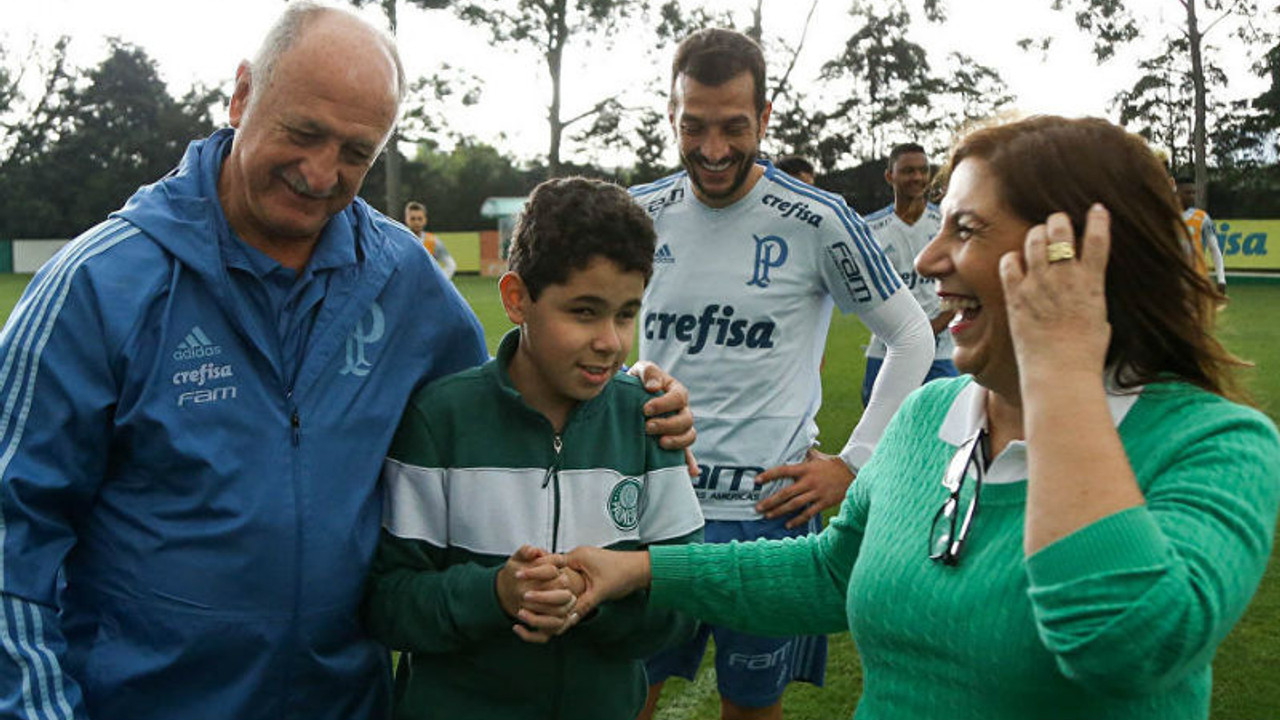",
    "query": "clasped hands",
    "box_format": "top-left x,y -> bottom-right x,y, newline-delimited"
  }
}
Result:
495,545 -> 586,643
495,544 -> 648,643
